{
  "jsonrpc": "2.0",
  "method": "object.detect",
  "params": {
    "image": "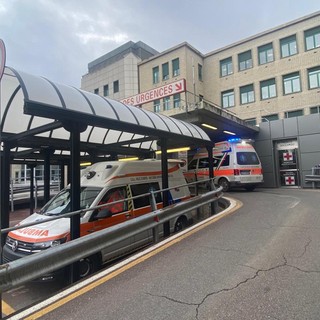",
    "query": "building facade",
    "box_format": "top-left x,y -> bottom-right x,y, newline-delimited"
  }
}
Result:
81,41 -> 159,101
204,11 -> 320,125
81,11 -> 320,189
